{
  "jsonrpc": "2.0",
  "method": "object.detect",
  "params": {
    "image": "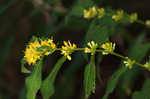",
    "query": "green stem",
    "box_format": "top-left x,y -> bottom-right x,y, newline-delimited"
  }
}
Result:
55,47 -> 146,69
